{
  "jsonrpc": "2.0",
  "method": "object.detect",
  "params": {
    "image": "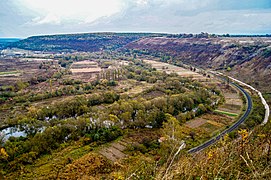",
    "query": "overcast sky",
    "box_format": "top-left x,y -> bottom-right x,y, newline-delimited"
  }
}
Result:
0,0 -> 271,37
